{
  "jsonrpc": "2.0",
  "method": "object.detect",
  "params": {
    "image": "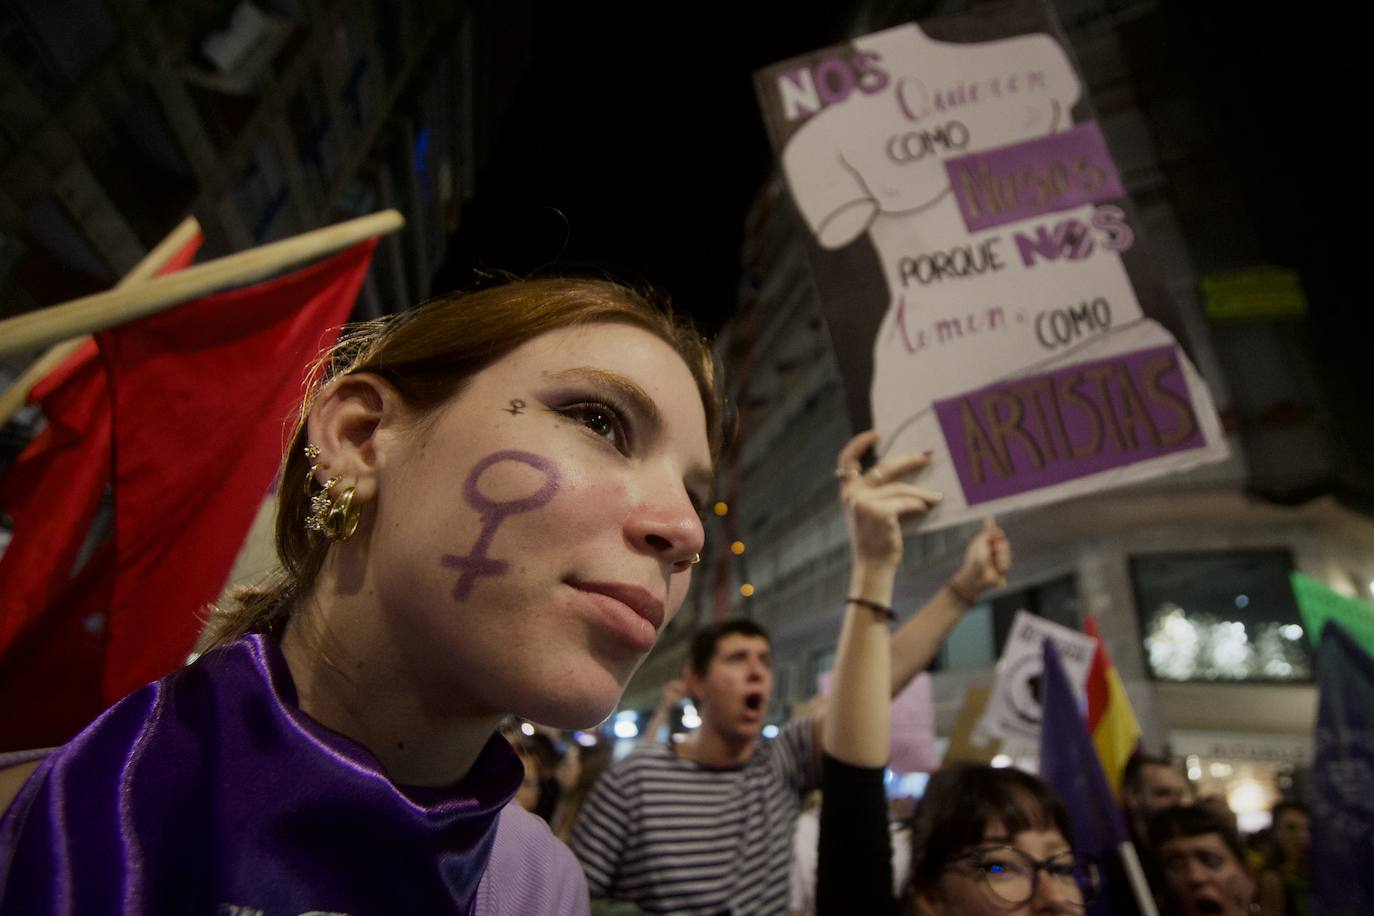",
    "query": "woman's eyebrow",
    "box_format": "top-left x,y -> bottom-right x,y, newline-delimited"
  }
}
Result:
546,368 -> 662,433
